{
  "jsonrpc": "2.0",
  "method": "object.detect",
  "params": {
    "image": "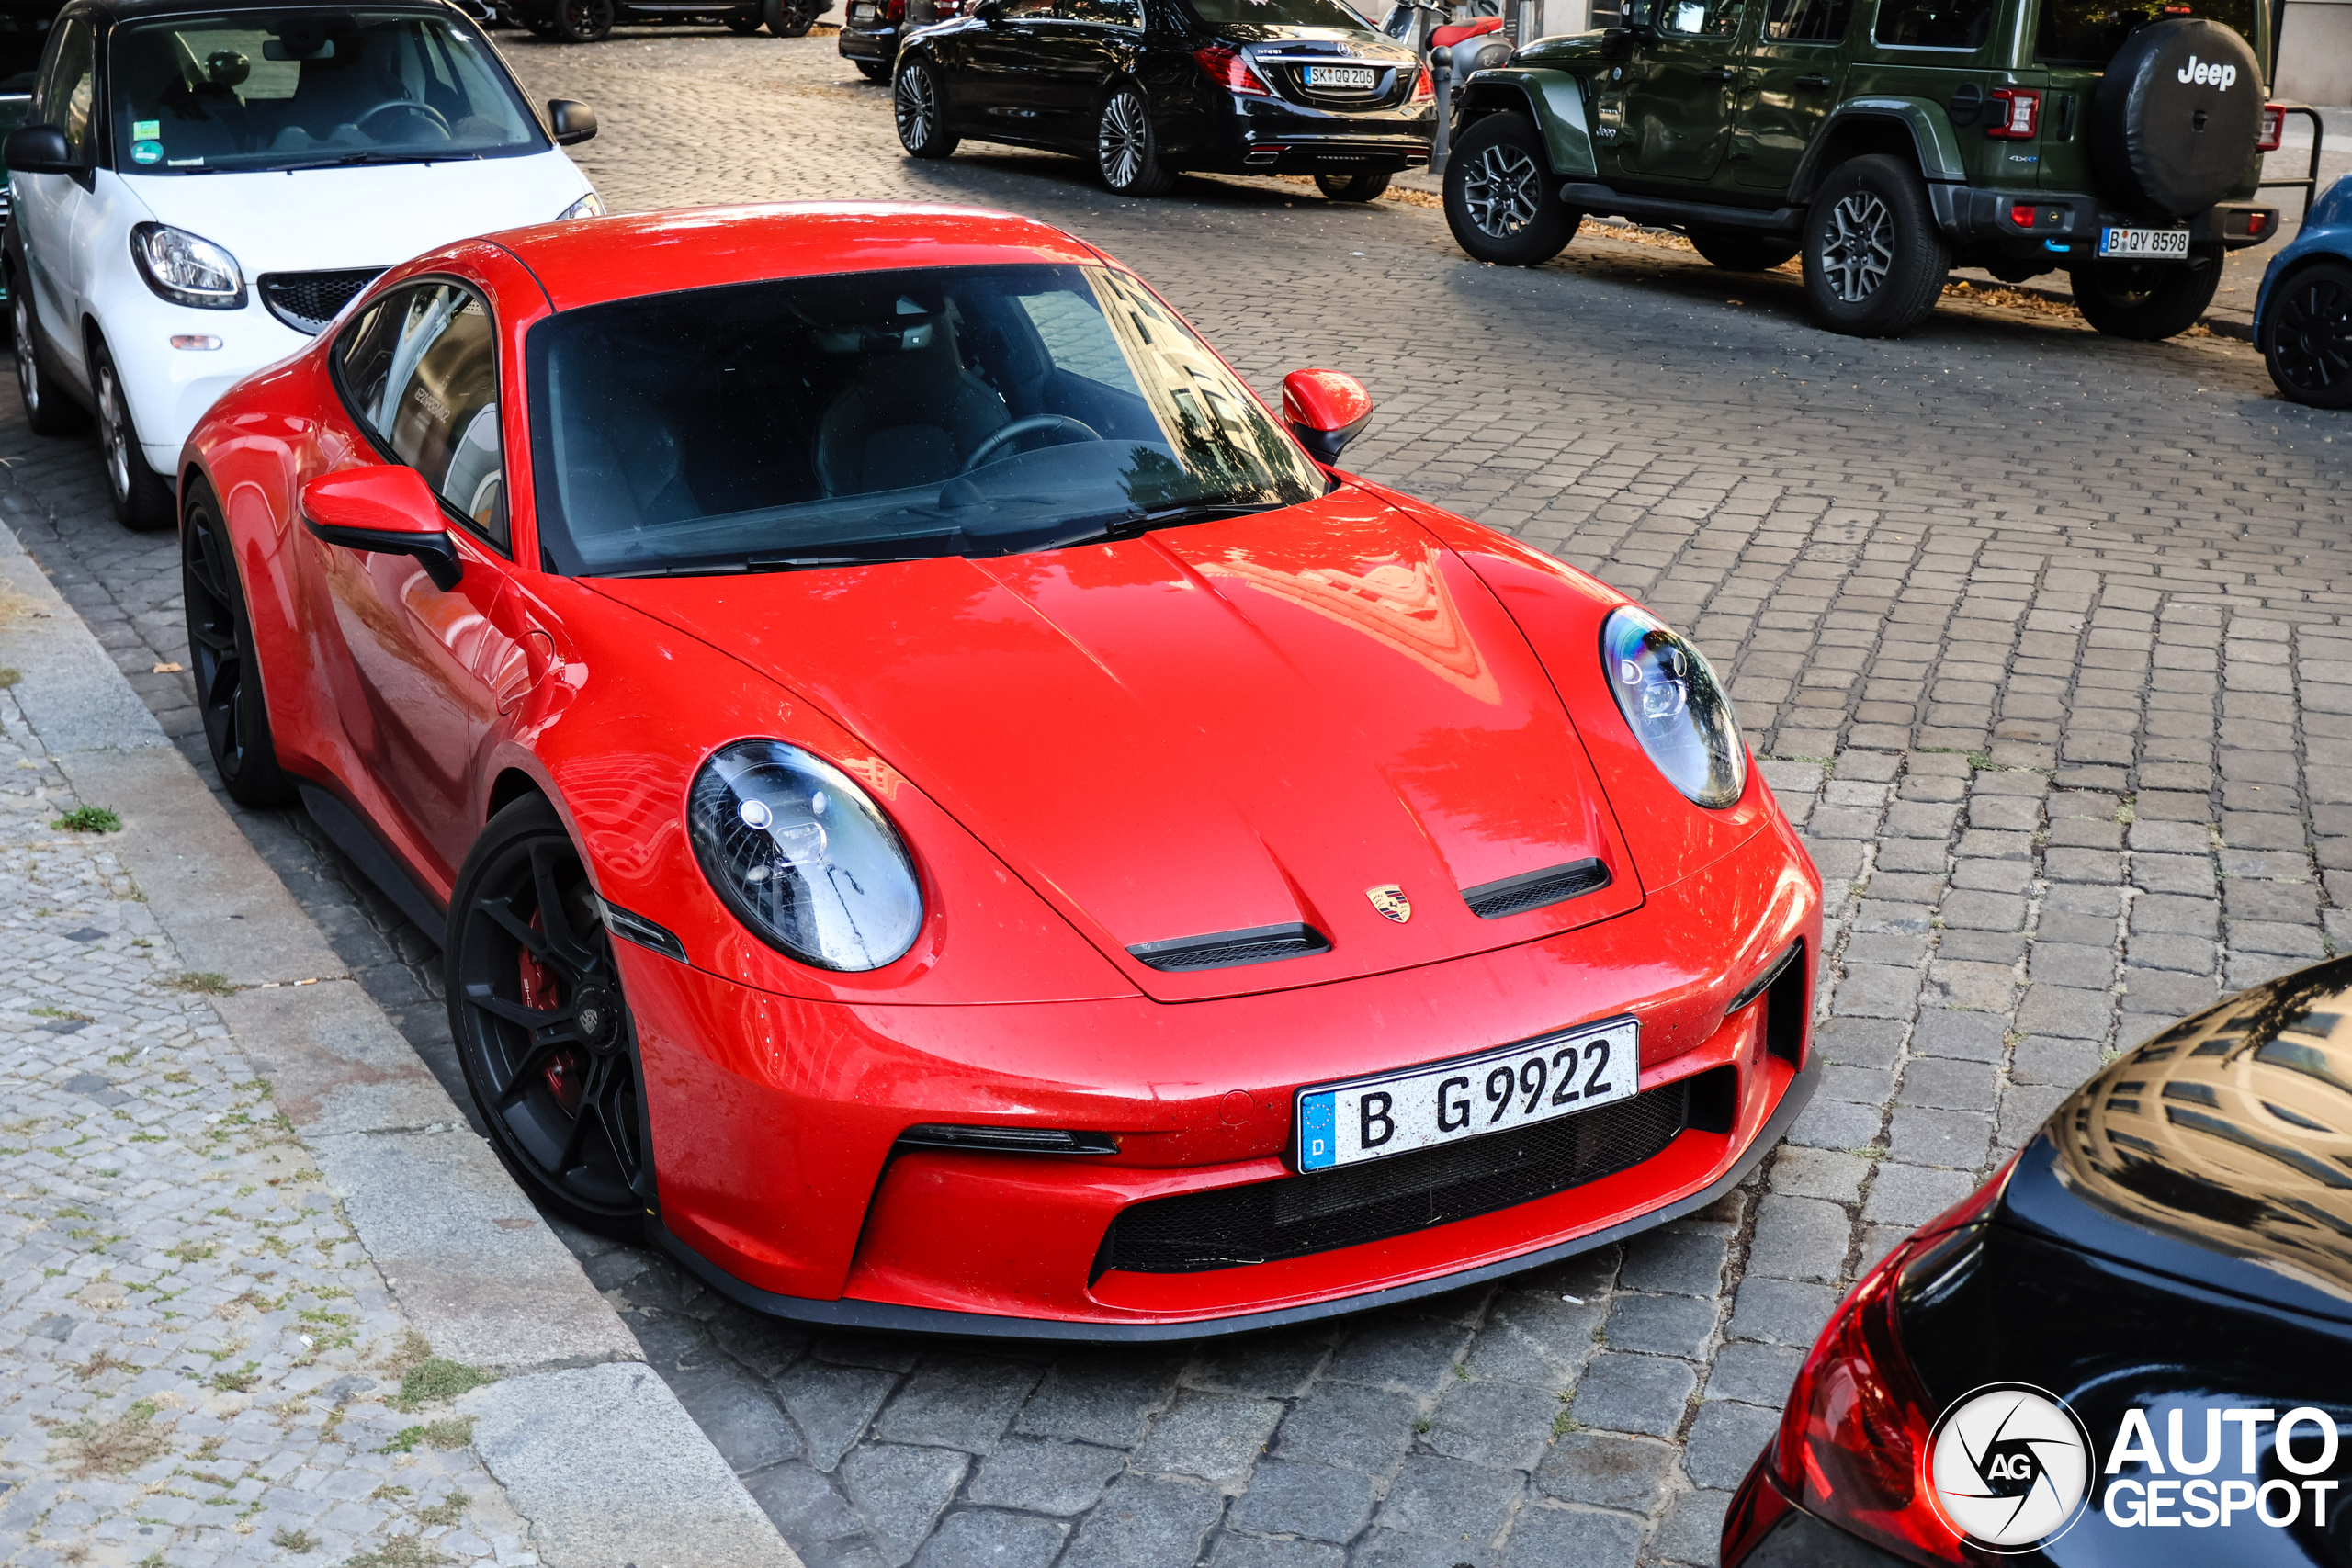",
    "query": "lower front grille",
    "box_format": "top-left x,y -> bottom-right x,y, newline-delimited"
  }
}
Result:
1097,1077 -> 1691,1275
259,267 -> 385,336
